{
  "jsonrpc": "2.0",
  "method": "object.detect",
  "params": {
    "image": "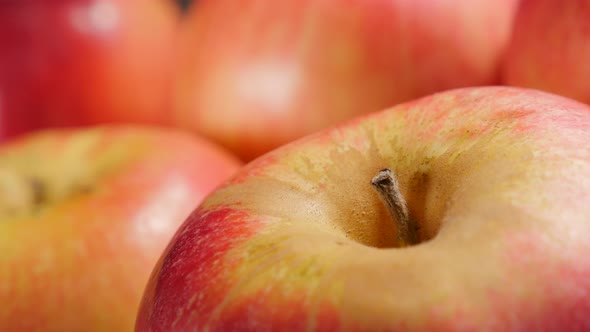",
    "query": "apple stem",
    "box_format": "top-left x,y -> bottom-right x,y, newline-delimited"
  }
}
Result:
371,168 -> 419,247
